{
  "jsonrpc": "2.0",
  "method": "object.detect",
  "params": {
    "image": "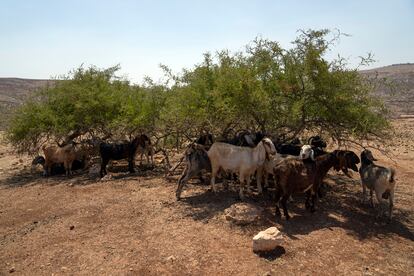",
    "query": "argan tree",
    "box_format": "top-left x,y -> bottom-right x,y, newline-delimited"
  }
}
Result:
7,29 -> 390,155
